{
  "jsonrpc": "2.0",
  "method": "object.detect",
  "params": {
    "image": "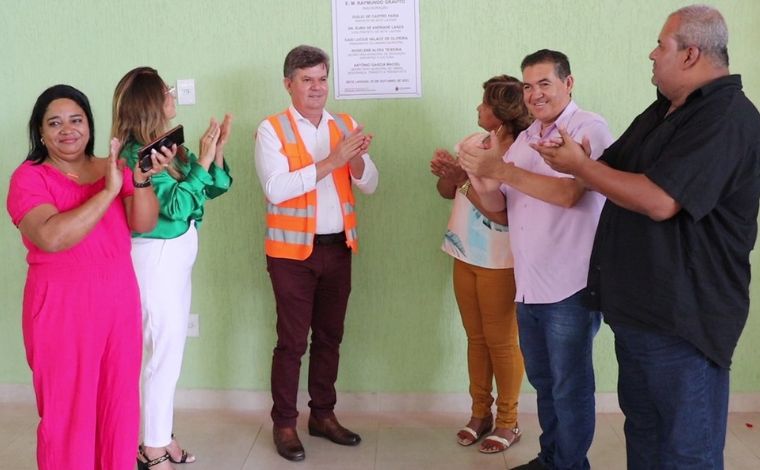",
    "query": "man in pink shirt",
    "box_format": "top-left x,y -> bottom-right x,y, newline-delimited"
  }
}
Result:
460,49 -> 613,470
